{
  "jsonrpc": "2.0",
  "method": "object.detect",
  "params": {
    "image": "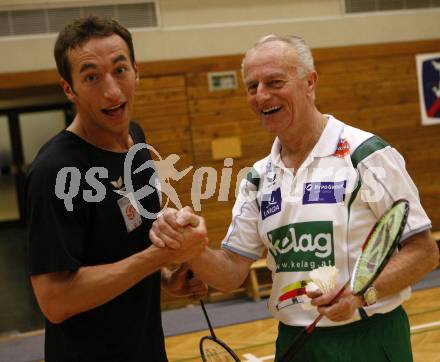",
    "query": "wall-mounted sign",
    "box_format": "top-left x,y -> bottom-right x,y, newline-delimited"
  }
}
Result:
416,52 -> 440,126
211,137 -> 242,160
208,71 -> 237,92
